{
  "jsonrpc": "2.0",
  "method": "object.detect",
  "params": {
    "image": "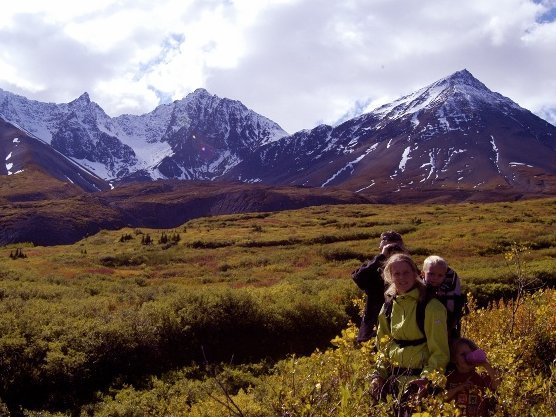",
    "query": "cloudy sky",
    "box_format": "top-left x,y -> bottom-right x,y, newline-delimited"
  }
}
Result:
0,0 -> 555,133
